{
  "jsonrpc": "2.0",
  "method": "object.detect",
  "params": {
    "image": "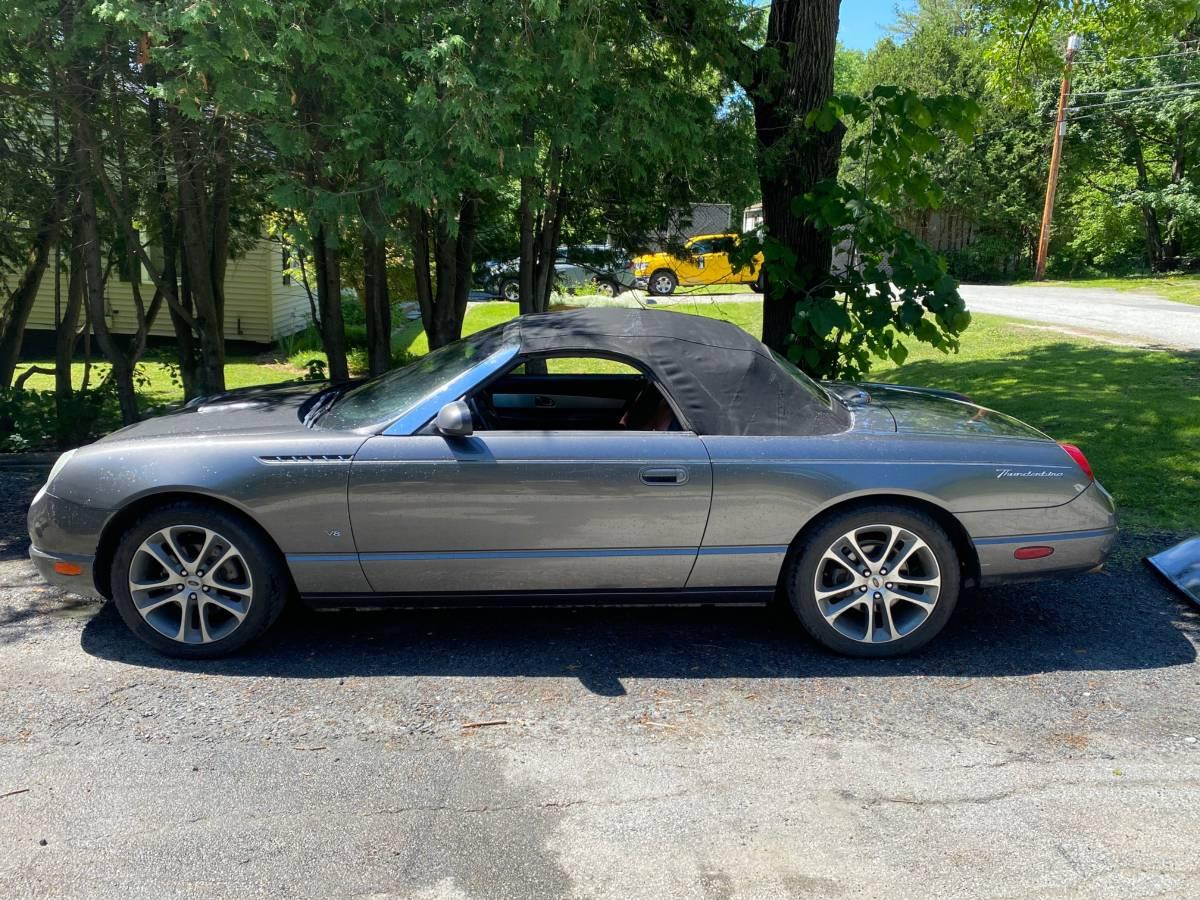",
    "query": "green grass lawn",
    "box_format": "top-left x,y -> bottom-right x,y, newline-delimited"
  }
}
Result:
15,299 -> 1197,531
669,282 -> 756,296
1018,273 -> 1200,307
13,353 -> 302,406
